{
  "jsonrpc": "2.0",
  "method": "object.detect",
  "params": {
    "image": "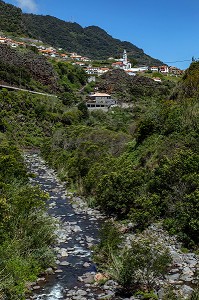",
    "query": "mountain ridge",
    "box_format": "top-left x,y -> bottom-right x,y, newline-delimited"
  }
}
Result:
0,0 -> 163,65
